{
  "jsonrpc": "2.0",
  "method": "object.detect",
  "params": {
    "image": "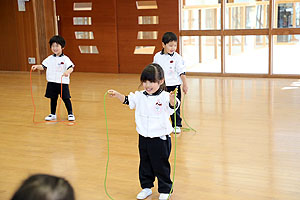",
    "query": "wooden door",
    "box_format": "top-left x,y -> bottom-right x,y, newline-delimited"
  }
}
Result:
55,0 -> 179,74
55,0 -> 118,73
117,0 -> 179,73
